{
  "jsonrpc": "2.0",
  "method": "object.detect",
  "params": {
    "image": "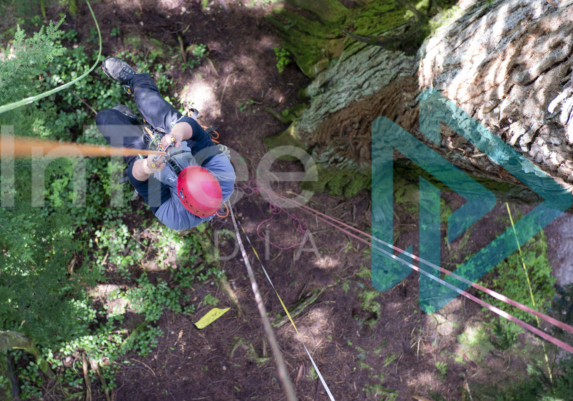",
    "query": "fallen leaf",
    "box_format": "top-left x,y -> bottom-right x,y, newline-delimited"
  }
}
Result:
295,364 -> 304,386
